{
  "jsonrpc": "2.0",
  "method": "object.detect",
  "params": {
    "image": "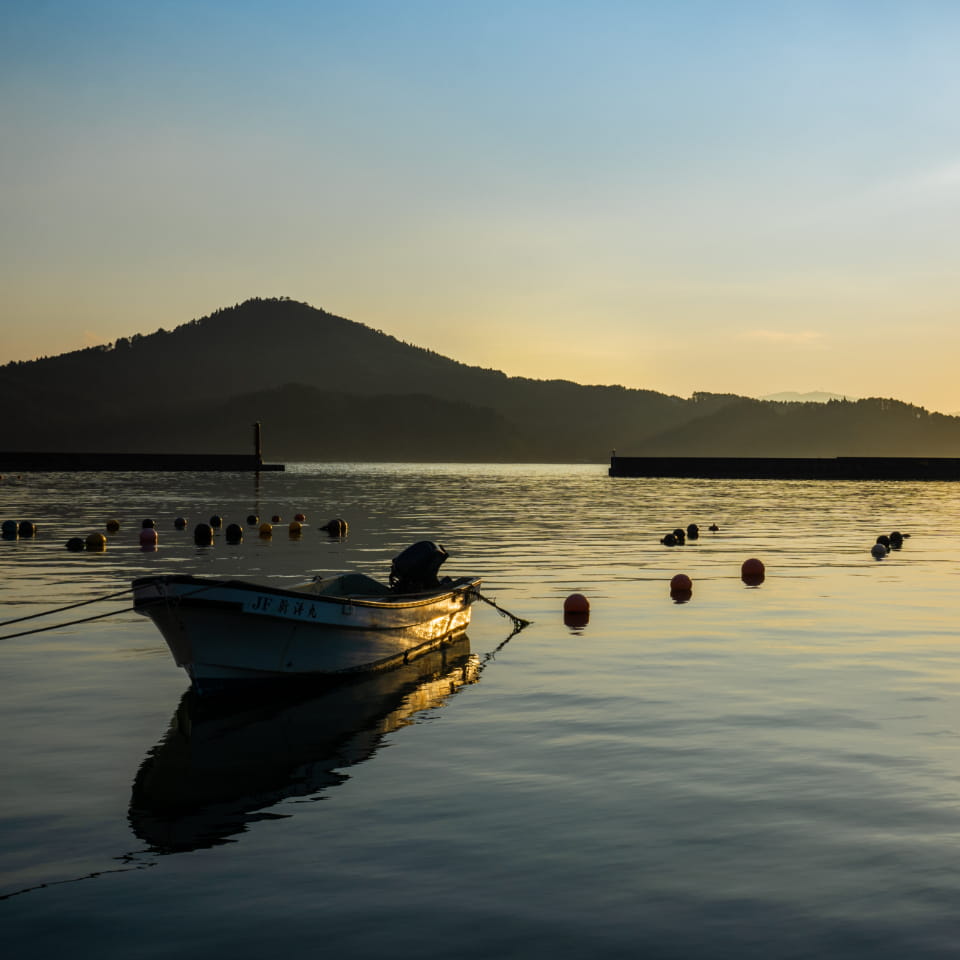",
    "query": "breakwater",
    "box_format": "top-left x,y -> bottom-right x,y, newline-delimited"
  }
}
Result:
609,456 -> 960,480
0,452 -> 284,472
